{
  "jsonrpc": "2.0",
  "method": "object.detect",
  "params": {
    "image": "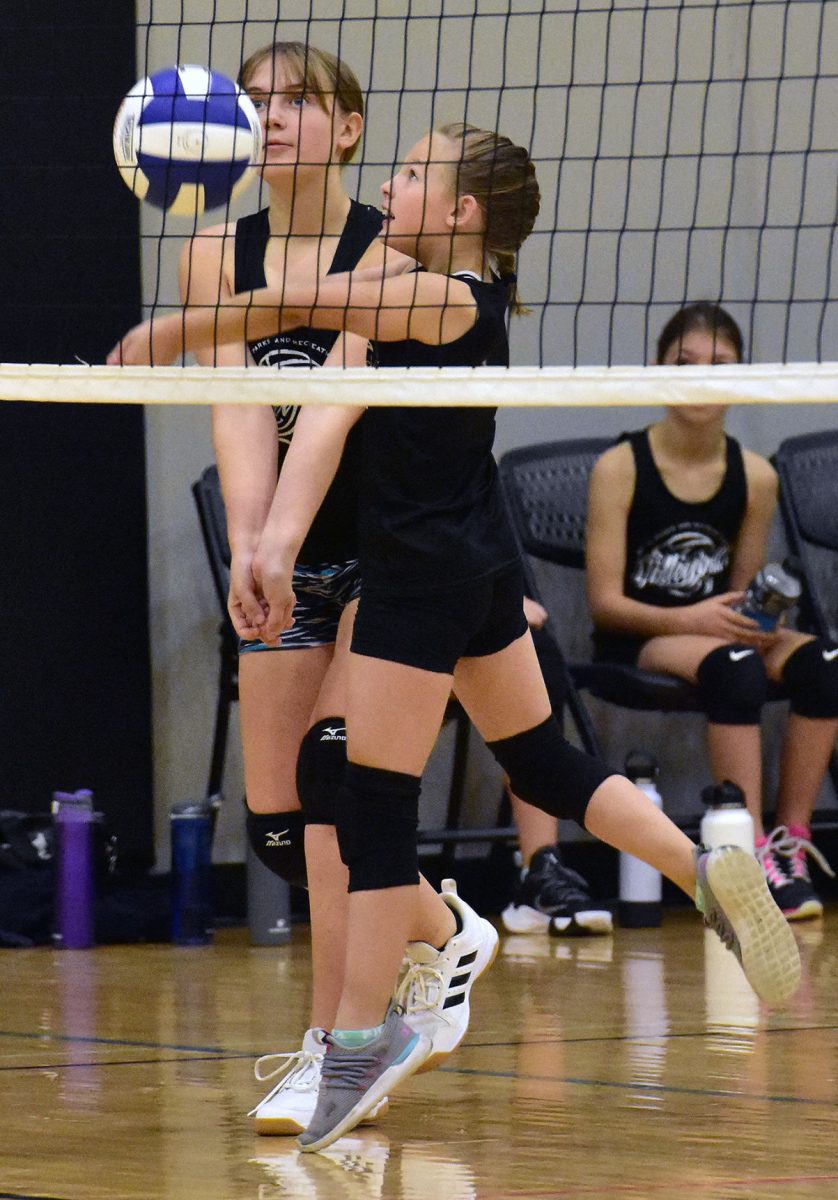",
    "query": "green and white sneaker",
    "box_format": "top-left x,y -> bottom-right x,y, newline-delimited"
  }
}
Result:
298,1008 -> 430,1153
250,1028 -> 389,1136
695,844 -> 801,1007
